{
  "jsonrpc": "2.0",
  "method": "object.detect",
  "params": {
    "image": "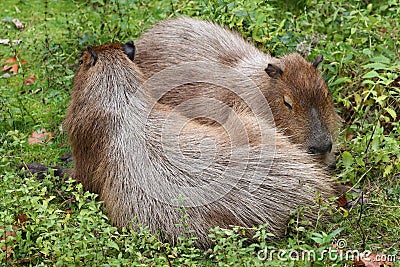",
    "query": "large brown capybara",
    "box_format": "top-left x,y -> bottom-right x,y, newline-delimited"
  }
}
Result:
64,41 -> 337,248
